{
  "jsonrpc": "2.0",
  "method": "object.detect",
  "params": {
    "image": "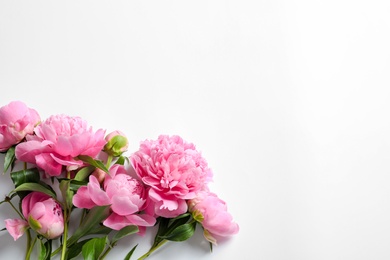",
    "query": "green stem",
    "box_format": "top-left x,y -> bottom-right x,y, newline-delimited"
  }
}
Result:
51,246 -> 61,257
24,230 -> 32,260
60,208 -> 68,260
137,240 -> 168,260
106,155 -> 113,169
7,199 -> 24,219
25,236 -> 37,260
99,244 -> 113,260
